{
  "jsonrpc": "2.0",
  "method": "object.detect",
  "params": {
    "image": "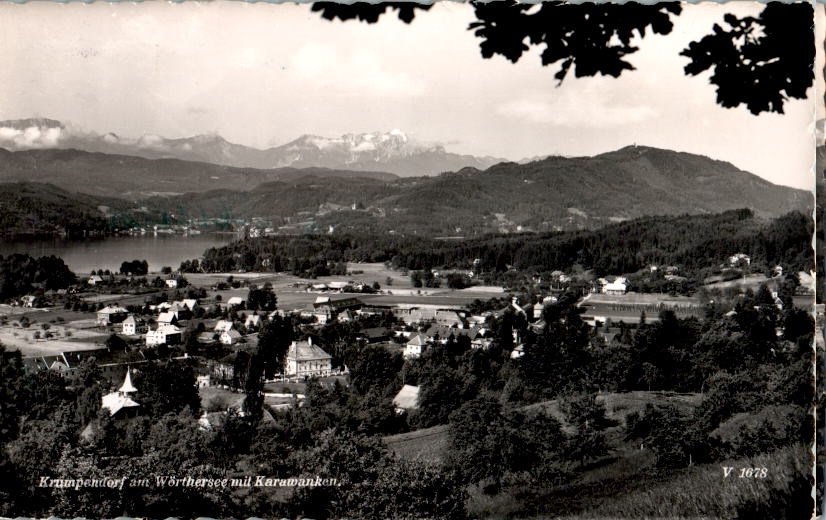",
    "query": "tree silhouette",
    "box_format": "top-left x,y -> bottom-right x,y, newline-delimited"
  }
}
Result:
311,1 -> 813,115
